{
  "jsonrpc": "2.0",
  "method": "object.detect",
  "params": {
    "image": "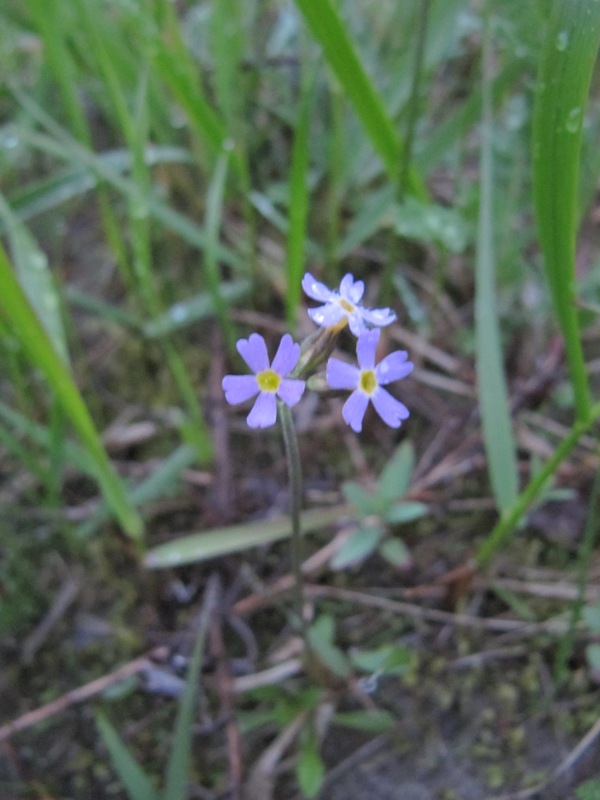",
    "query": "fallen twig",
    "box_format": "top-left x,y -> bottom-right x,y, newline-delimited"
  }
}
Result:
0,647 -> 168,742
